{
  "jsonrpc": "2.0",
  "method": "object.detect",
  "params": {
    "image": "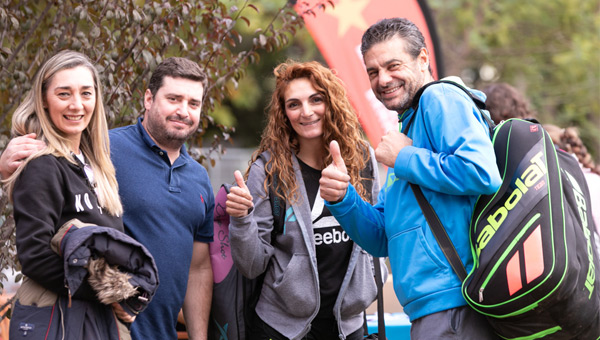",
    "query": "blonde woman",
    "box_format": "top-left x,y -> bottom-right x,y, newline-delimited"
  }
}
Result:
5,50 -> 131,339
